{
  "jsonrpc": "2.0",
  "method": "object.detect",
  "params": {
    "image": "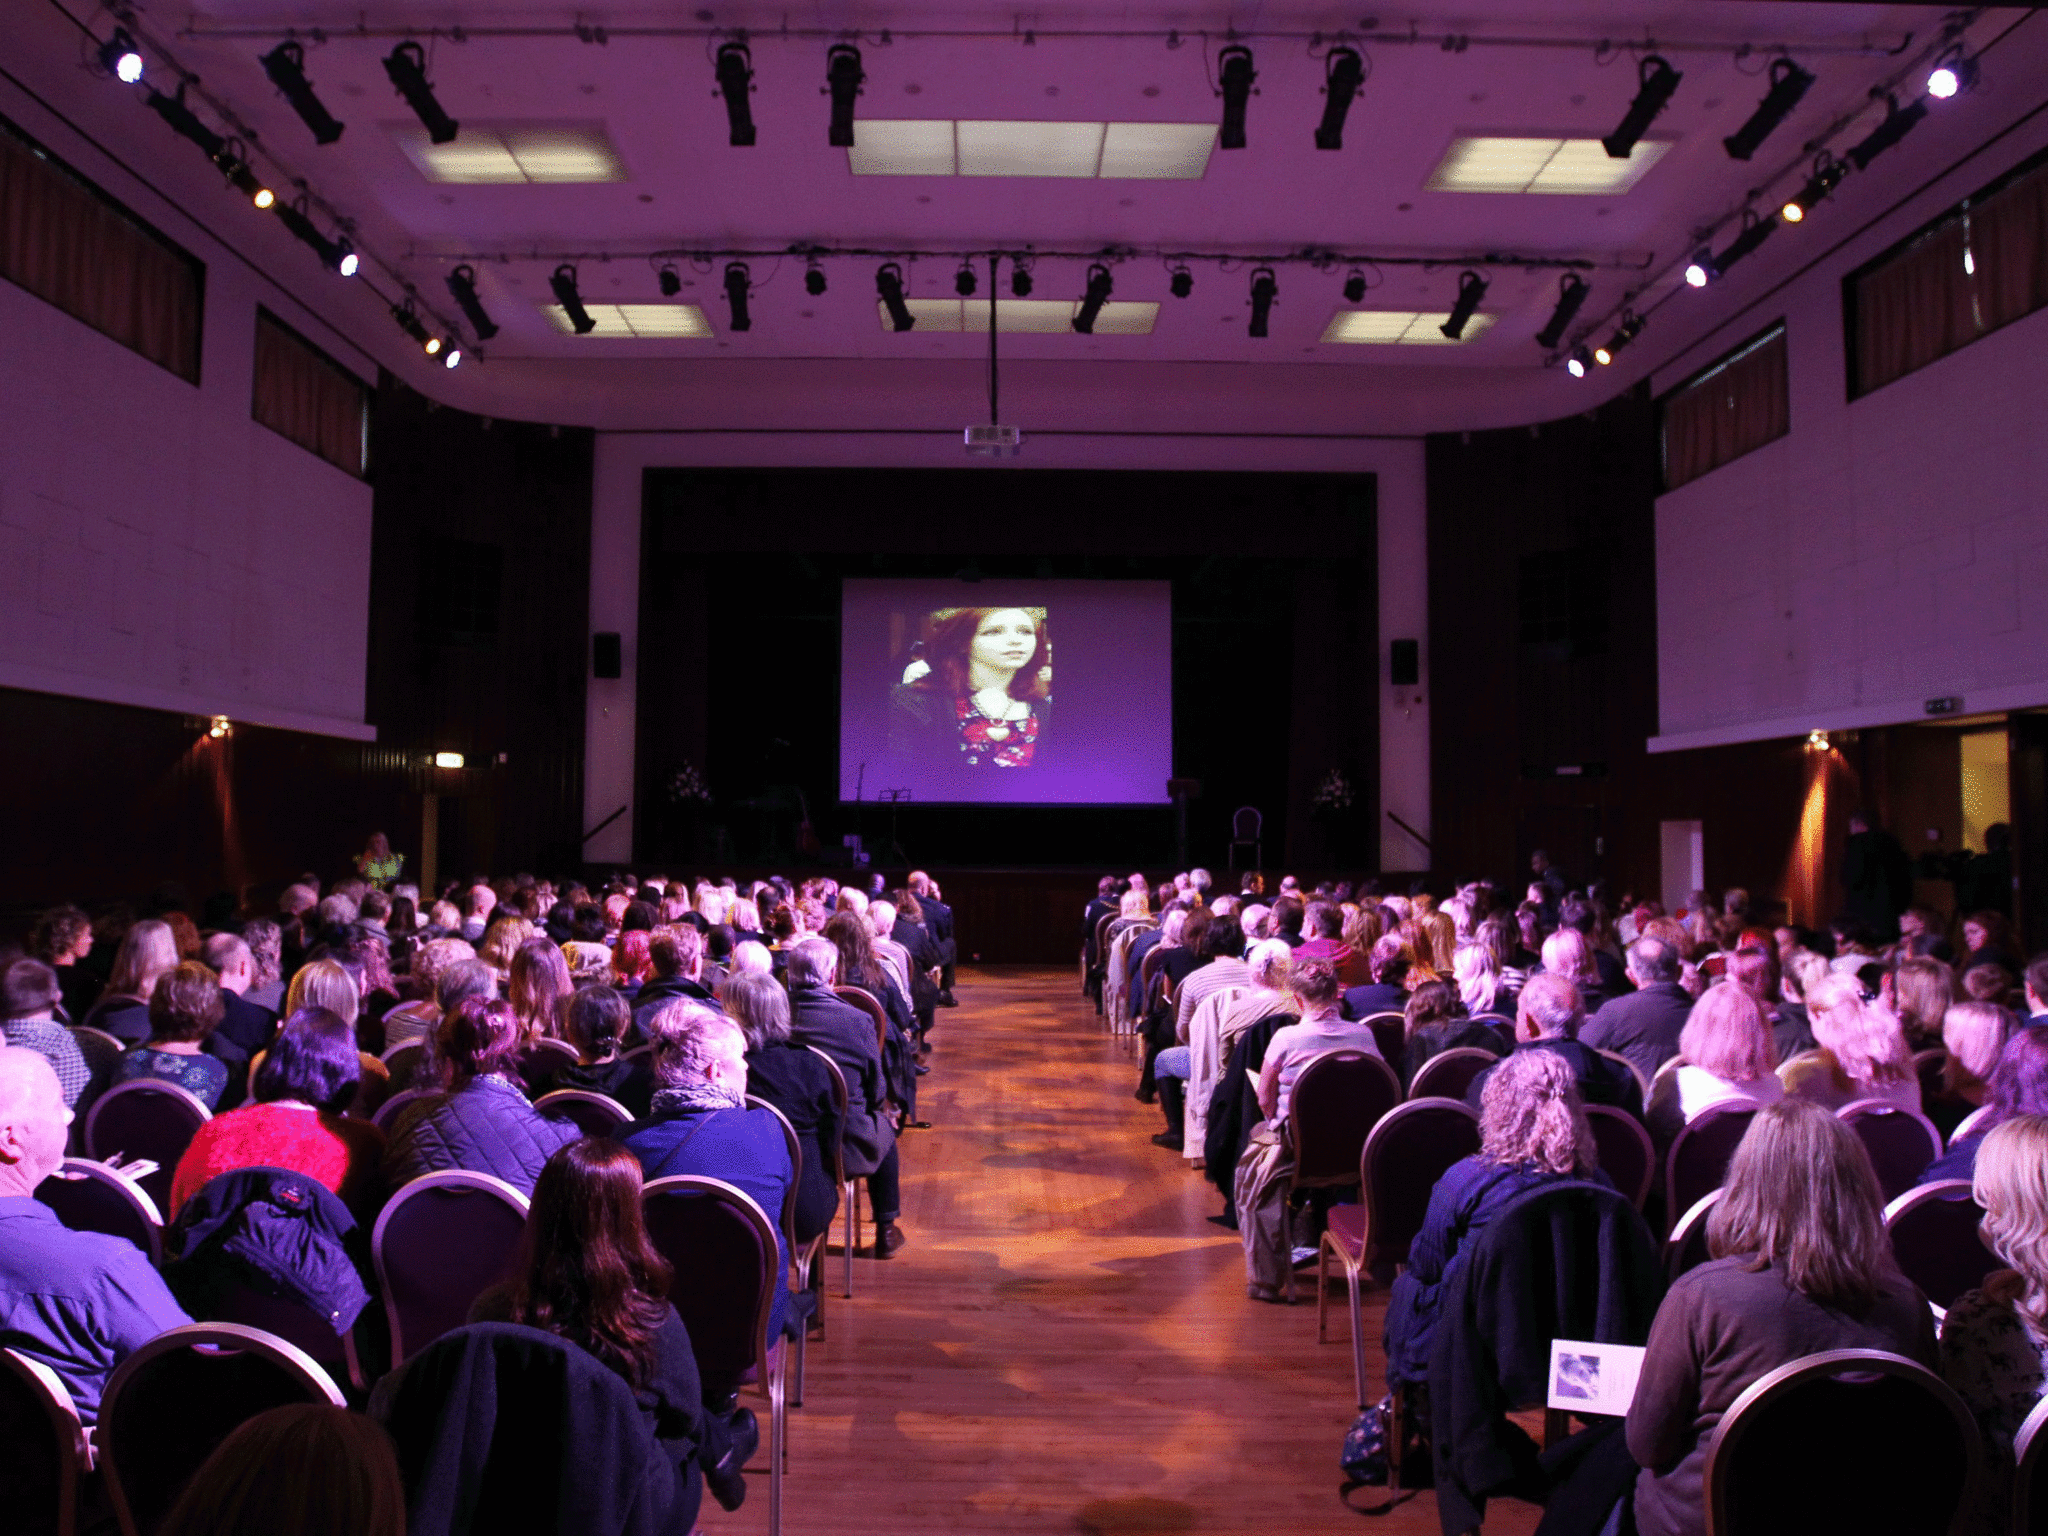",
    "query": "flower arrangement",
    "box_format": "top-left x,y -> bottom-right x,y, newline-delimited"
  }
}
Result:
667,762 -> 712,804
1312,768 -> 1355,814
